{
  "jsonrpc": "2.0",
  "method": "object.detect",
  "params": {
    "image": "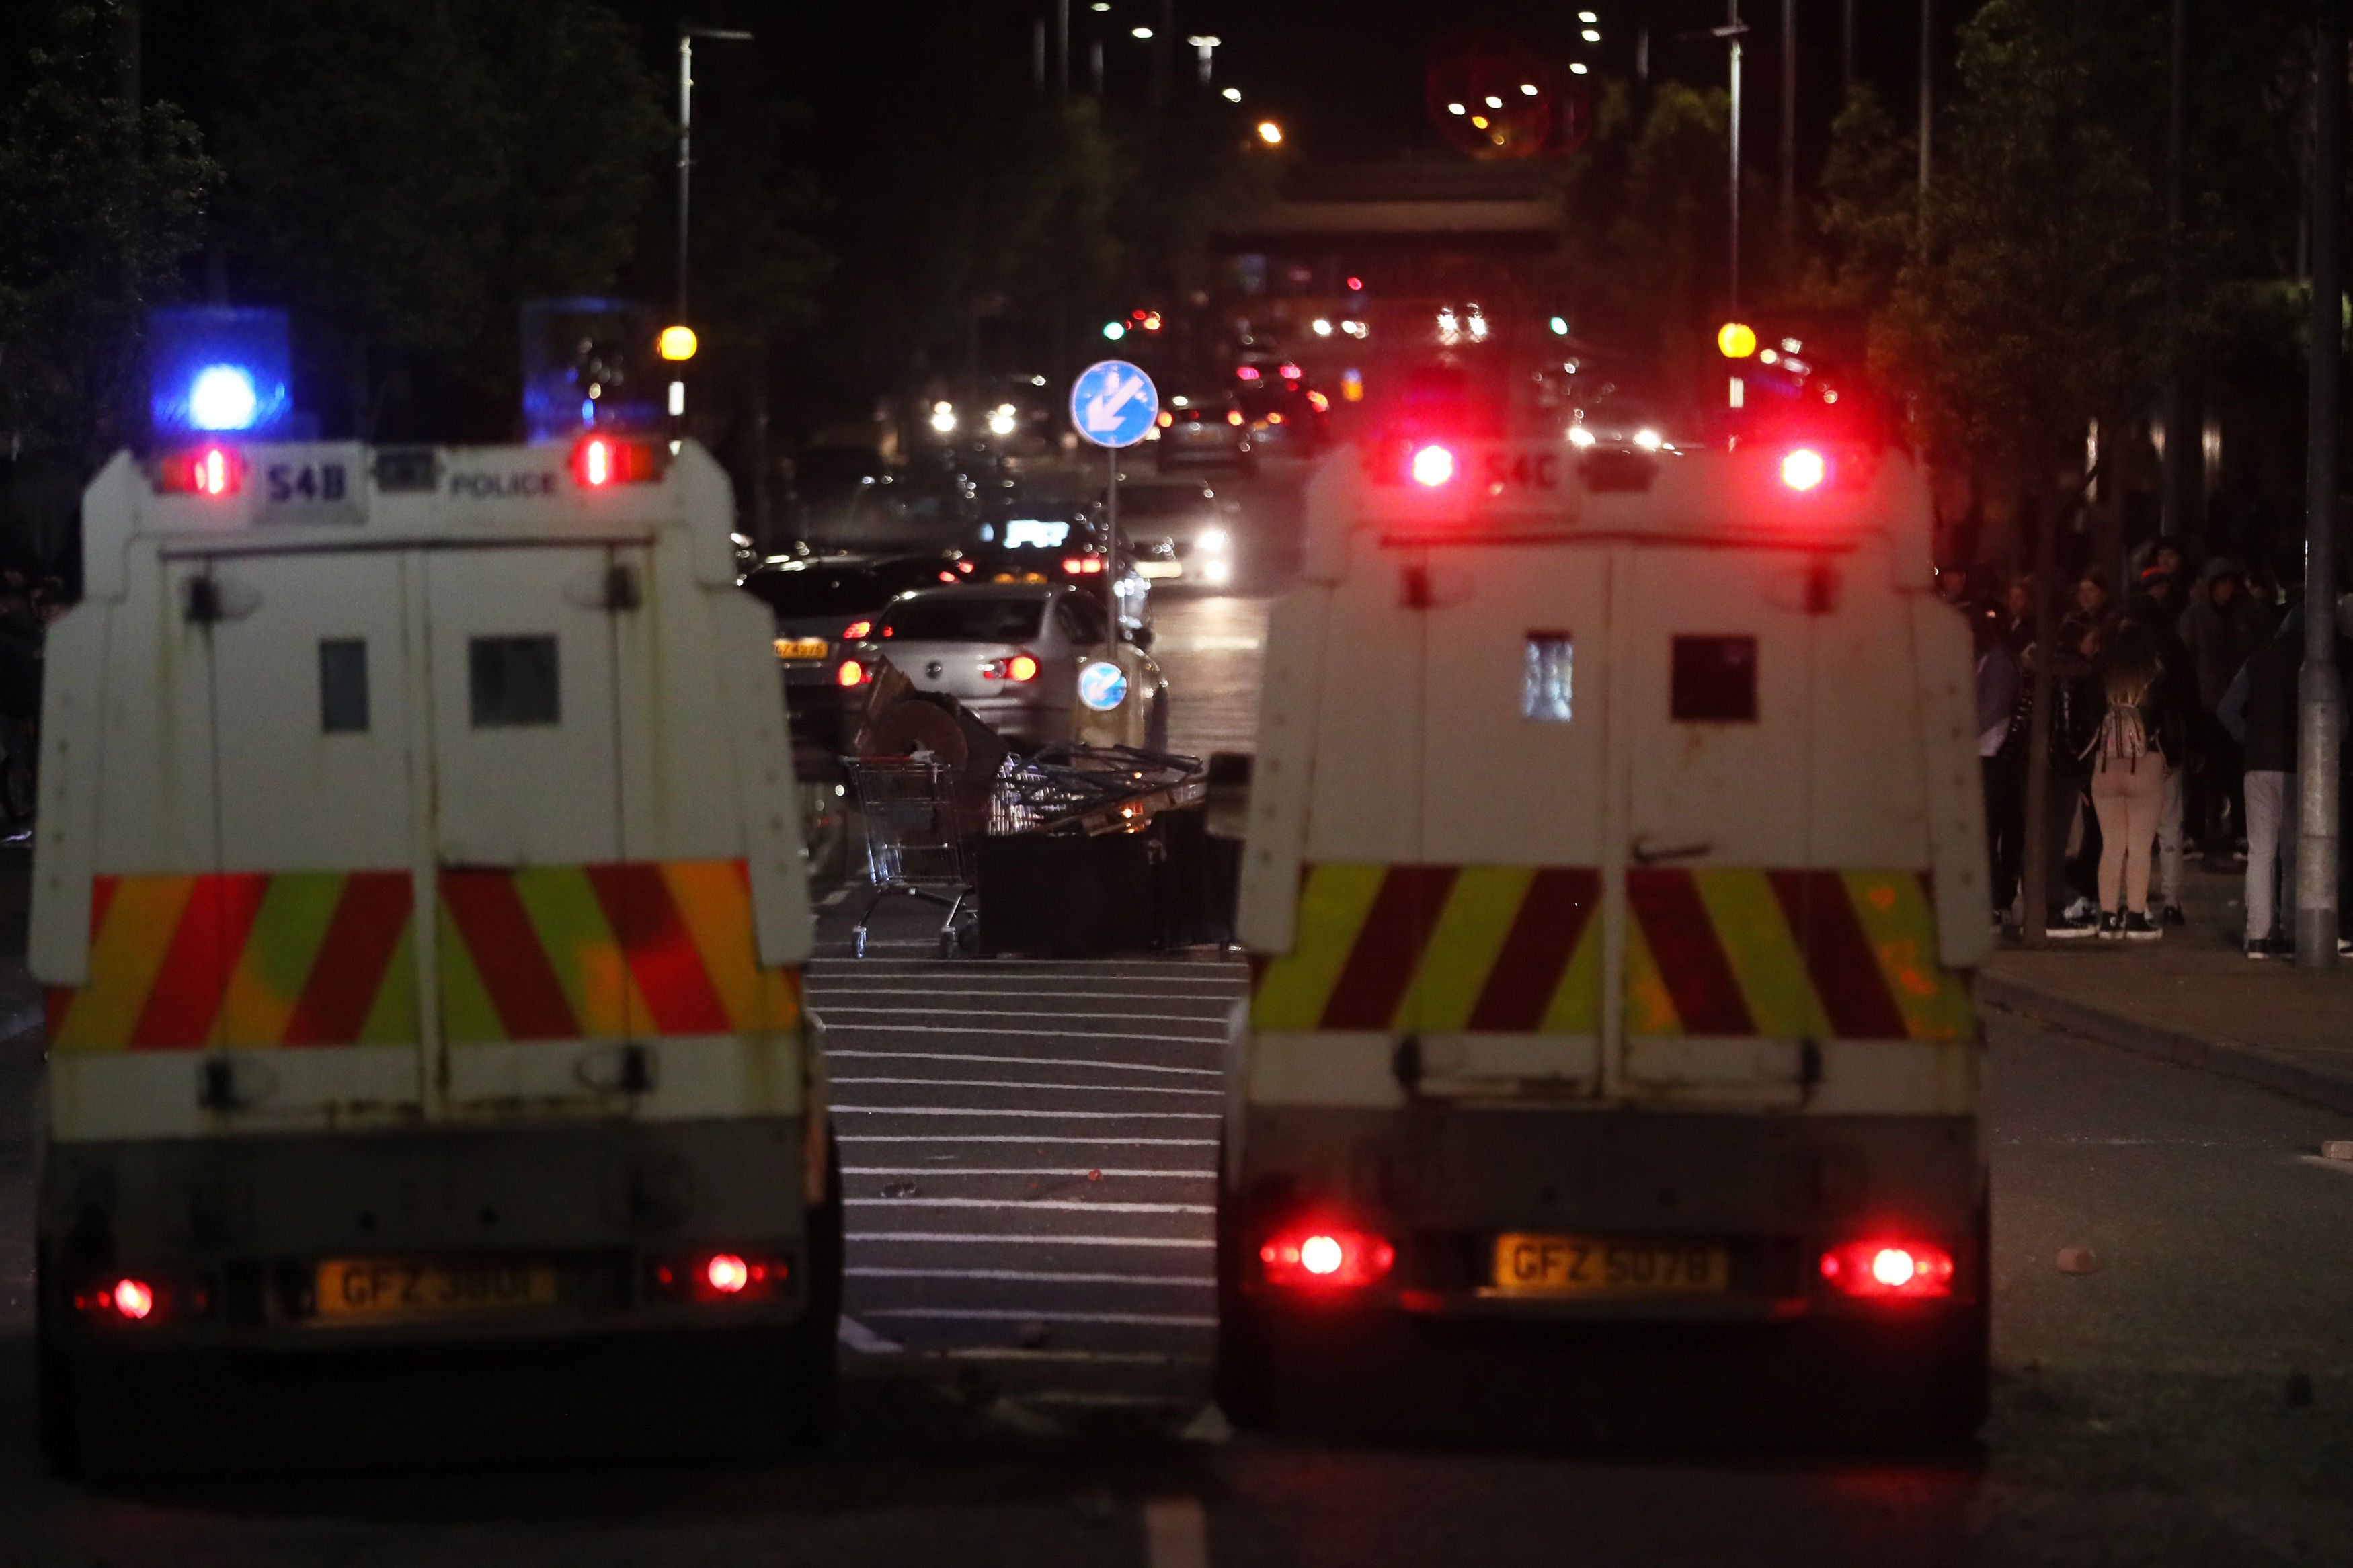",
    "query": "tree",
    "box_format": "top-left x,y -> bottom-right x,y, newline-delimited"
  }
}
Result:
0,0 -> 216,470
212,0 -> 667,438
